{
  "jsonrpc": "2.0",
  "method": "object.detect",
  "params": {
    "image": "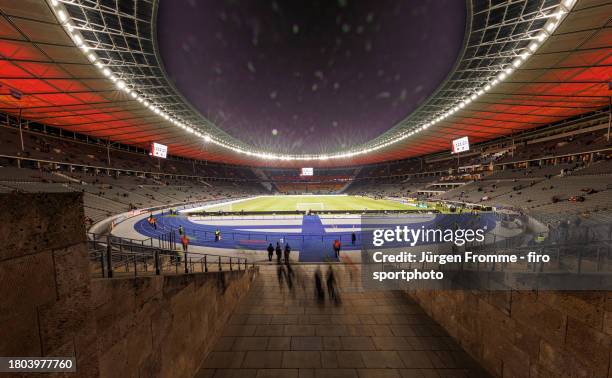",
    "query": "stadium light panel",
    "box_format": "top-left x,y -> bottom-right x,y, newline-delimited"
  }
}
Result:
57,10 -> 67,22
536,32 -> 548,42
